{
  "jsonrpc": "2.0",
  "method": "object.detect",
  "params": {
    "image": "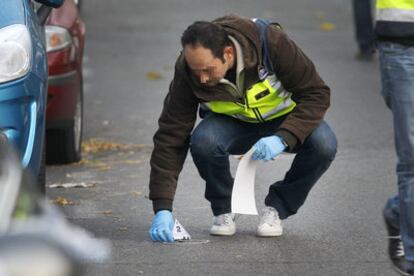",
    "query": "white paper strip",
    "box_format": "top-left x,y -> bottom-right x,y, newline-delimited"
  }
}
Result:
231,147 -> 259,215
173,219 -> 191,241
